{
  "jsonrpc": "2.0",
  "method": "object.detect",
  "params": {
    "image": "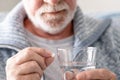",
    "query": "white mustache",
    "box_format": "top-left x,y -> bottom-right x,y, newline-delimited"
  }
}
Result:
38,1 -> 69,14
